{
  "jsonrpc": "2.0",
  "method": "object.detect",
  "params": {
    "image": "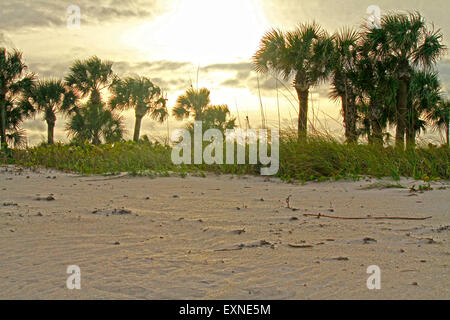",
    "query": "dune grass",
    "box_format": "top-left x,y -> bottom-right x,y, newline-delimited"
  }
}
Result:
1,135 -> 449,182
